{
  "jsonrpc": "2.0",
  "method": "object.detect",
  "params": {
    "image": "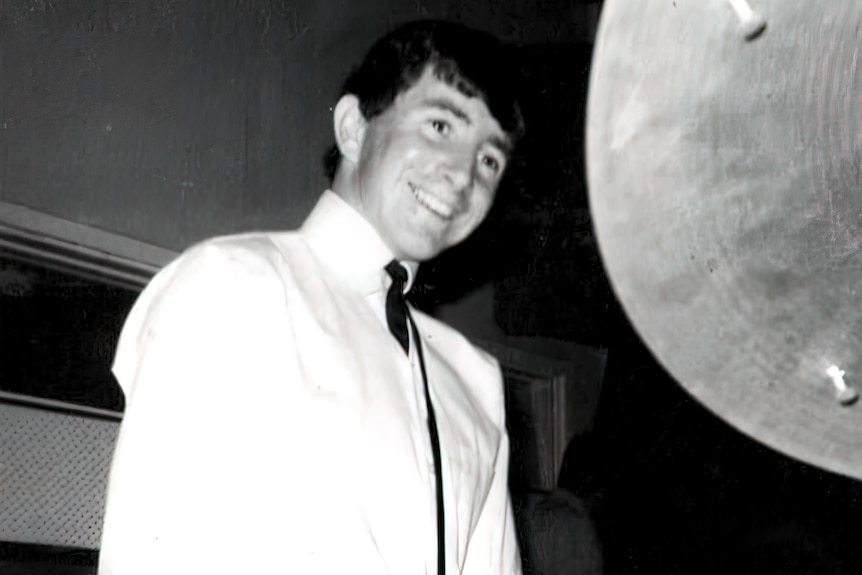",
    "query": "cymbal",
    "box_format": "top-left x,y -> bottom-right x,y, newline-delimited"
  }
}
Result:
587,0 -> 862,478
